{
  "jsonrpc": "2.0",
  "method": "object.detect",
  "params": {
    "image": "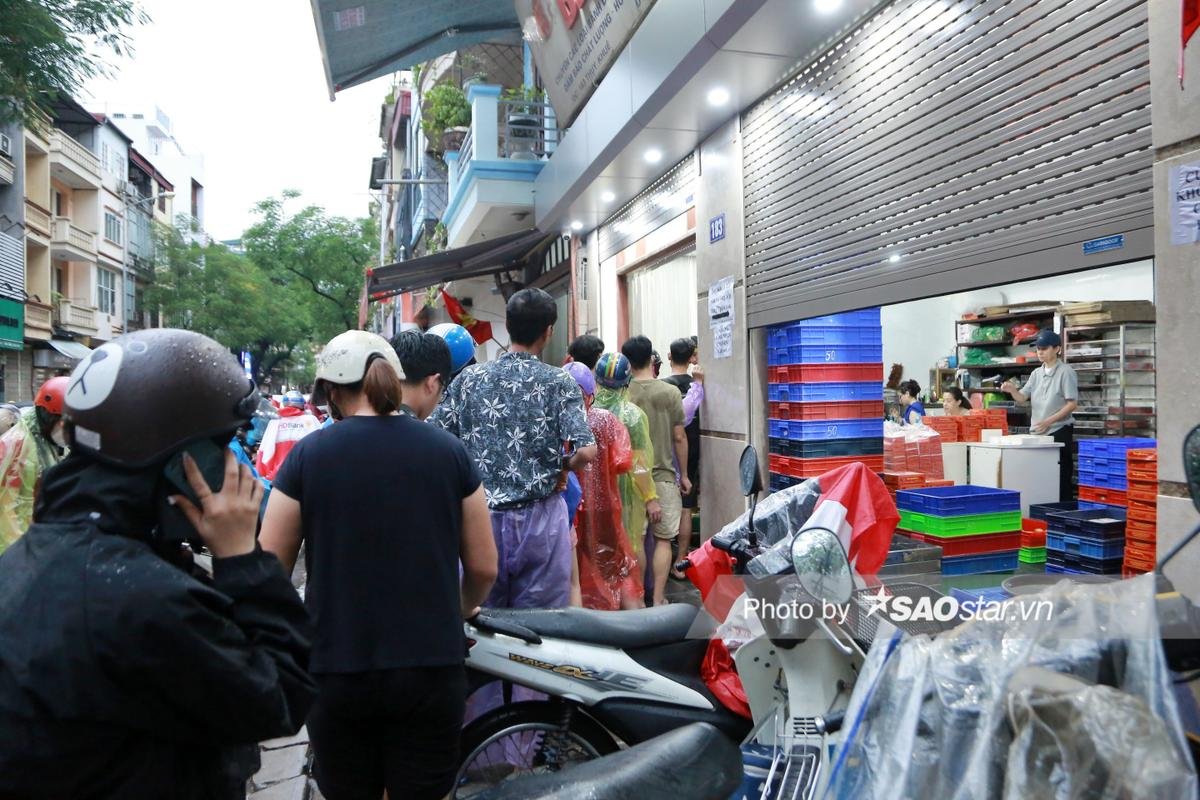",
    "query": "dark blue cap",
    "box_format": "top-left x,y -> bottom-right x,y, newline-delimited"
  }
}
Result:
1033,329 -> 1062,347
